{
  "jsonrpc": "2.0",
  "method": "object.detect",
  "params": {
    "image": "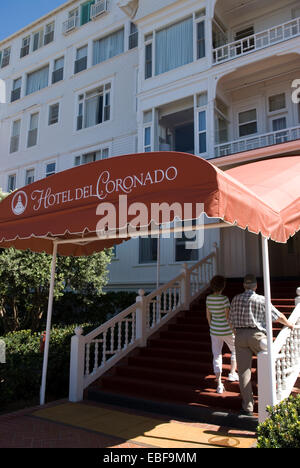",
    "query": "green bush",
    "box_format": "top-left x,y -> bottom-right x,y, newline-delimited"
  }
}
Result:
257,395 -> 300,448
0,323 -> 99,408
